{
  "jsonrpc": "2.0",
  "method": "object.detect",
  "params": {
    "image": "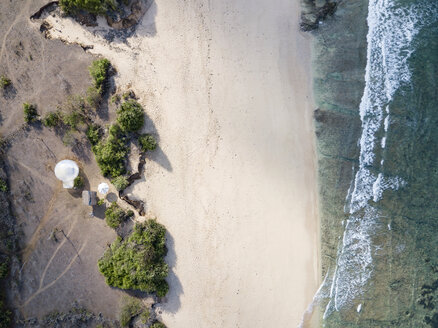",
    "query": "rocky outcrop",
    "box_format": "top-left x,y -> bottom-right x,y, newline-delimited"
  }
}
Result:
300,0 -> 337,31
